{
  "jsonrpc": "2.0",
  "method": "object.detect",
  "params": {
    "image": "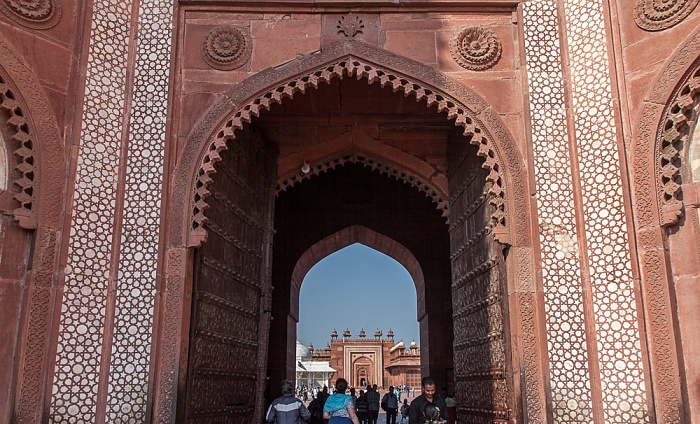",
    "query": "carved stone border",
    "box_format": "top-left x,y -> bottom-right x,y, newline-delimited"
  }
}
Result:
631,27 -> 700,424
159,39 -> 543,422
0,33 -> 66,423
656,61 -> 700,226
